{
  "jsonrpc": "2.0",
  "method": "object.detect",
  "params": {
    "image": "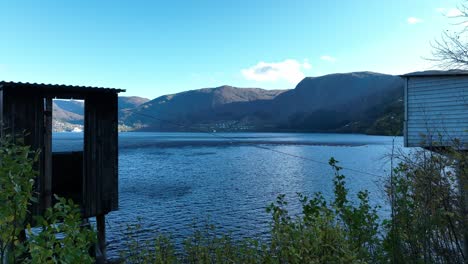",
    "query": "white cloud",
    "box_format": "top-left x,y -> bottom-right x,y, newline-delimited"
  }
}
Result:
407,17 -> 423,24
437,7 -> 463,17
320,55 -> 337,62
241,59 -> 310,84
